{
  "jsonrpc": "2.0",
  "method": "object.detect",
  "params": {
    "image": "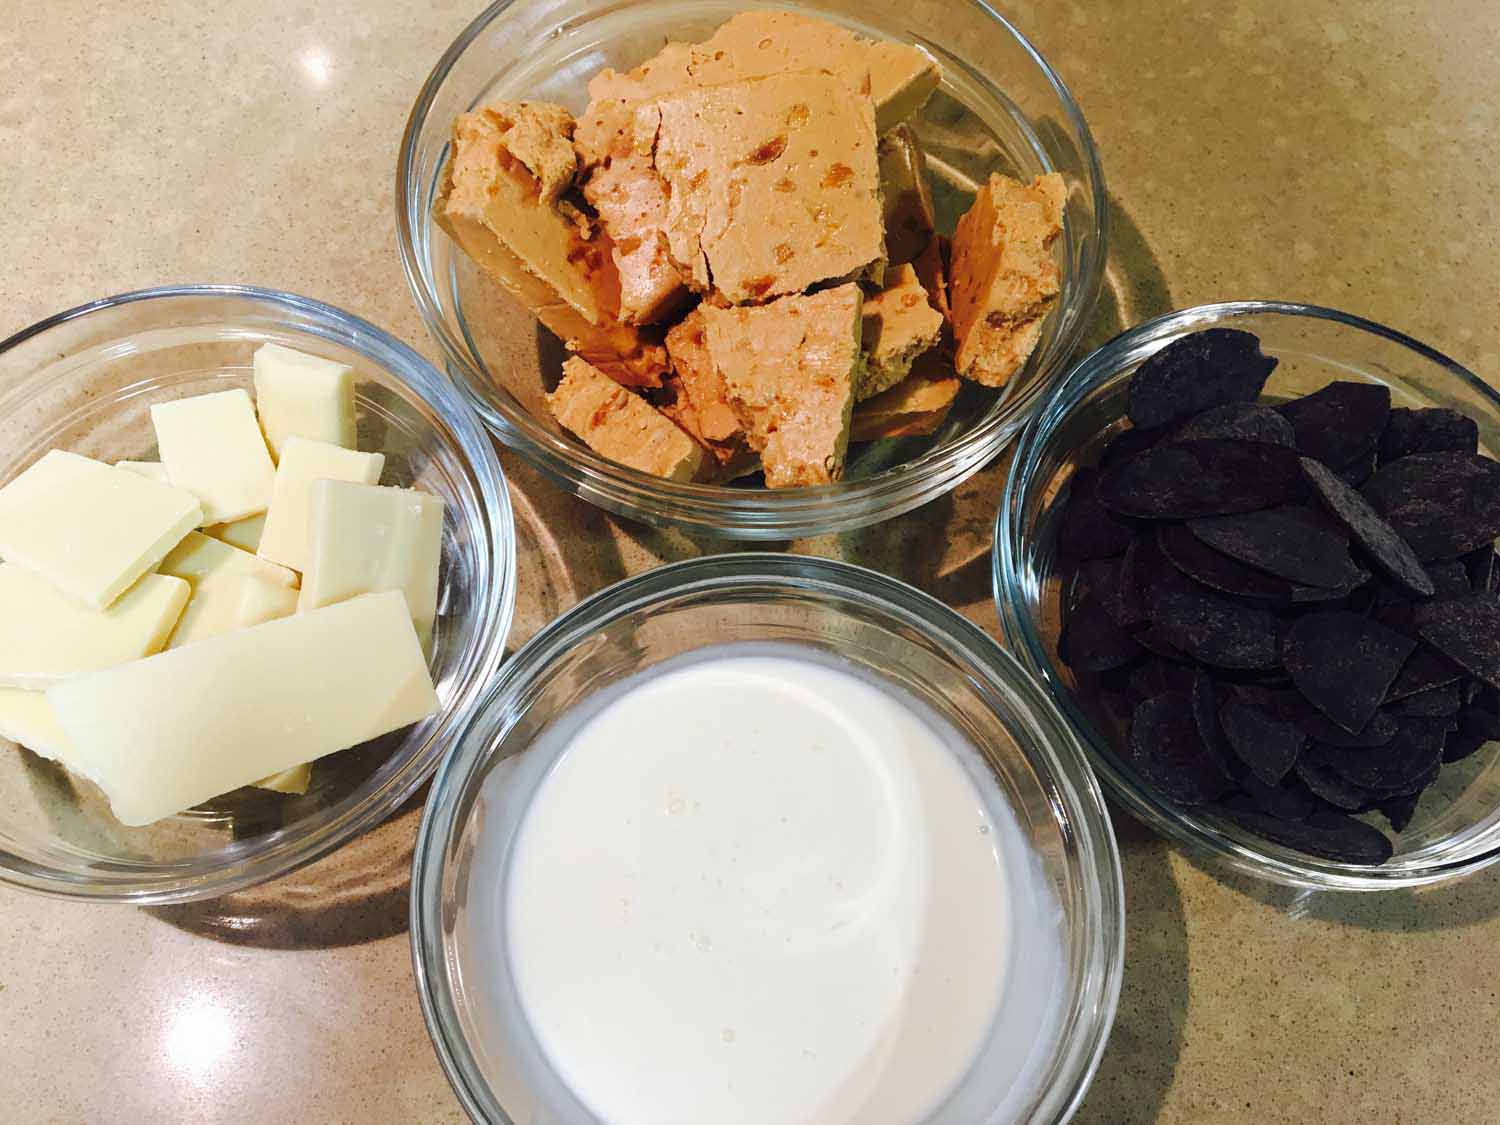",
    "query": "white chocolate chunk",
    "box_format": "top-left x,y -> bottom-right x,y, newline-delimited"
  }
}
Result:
299,481 -> 445,647
160,531 -> 298,590
257,437 -> 384,572
255,763 -> 312,795
0,688 -> 71,761
168,573 -> 299,649
0,462 -> 202,609
252,343 -> 358,462
0,450 -> 109,516
47,591 -> 439,826
205,513 -> 266,553
114,460 -> 171,484
0,565 -> 189,688
151,389 -> 276,524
